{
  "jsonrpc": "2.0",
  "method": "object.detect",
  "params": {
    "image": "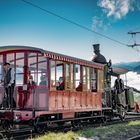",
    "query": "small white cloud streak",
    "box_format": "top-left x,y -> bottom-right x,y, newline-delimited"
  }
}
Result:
92,16 -> 110,31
